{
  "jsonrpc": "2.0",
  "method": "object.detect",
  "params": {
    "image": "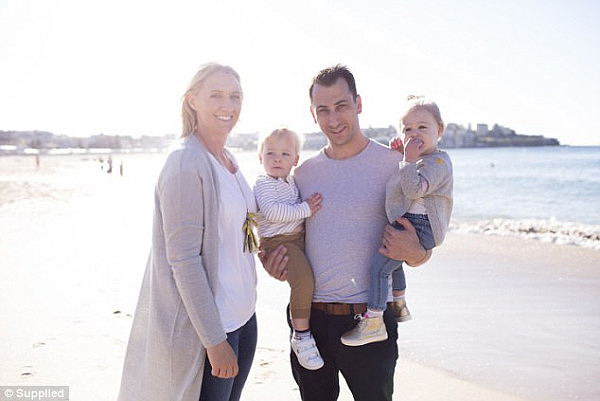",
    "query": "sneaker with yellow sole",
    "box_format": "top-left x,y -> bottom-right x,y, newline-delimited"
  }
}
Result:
340,315 -> 388,346
389,299 -> 412,322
